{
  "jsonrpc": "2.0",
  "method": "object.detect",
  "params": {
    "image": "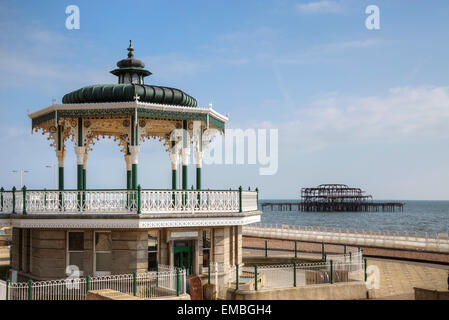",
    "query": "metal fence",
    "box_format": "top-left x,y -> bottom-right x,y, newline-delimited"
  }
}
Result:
1,266 -> 186,300
235,252 -> 365,291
